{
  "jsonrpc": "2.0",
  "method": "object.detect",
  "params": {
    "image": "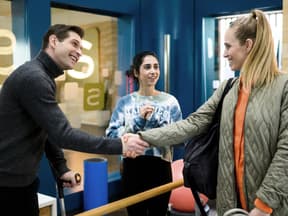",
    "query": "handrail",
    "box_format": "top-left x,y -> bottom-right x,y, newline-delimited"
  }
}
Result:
75,178 -> 184,216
